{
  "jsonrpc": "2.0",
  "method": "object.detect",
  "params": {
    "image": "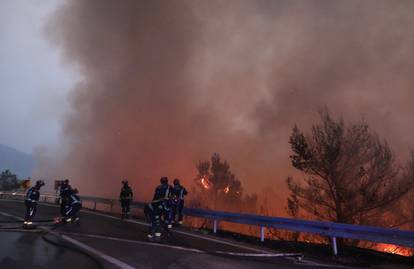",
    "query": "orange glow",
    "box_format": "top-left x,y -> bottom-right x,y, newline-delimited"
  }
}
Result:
224,186 -> 230,194
200,177 -> 212,190
376,243 -> 413,256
